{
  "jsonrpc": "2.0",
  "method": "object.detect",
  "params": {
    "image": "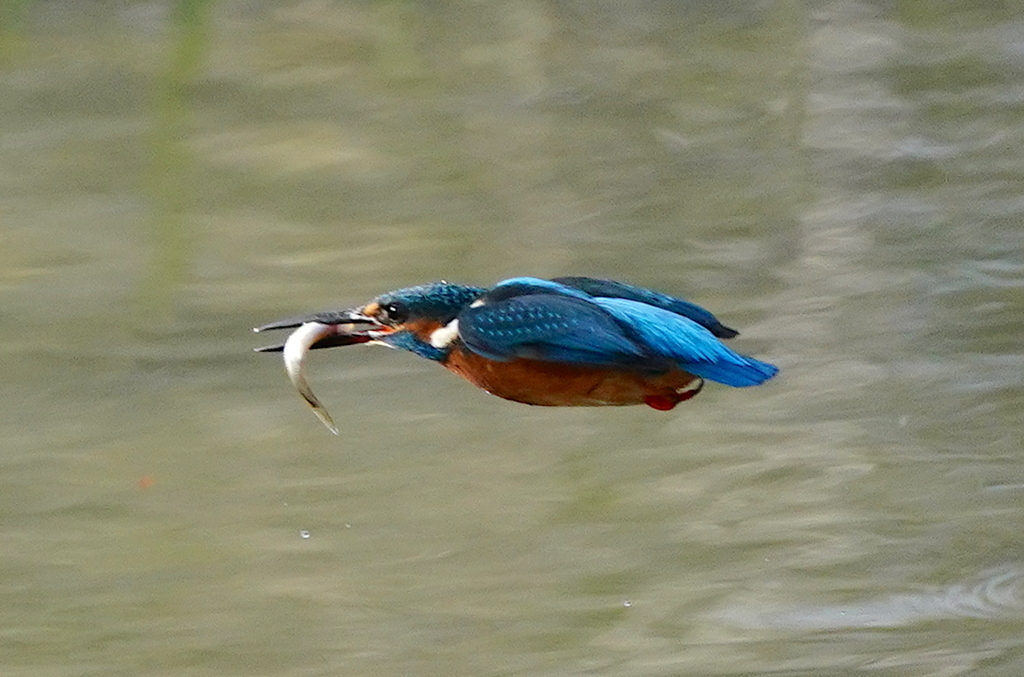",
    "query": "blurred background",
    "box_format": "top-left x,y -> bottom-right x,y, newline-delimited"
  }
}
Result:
3,1 -> 1024,675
